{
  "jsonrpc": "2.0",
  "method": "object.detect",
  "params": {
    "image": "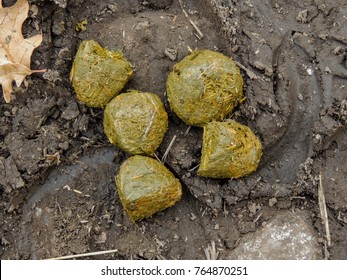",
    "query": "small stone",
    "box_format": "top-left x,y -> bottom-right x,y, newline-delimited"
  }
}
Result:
268,197 -> 278,207
226,210 -> 322,259
247,202 -> 258,215
11,107 -> 18,116
296,10 -> 308,23
324,66 -> 332,73
62,101 -> 79,120
164,48 -> 177,61
306,67 -> 314,76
